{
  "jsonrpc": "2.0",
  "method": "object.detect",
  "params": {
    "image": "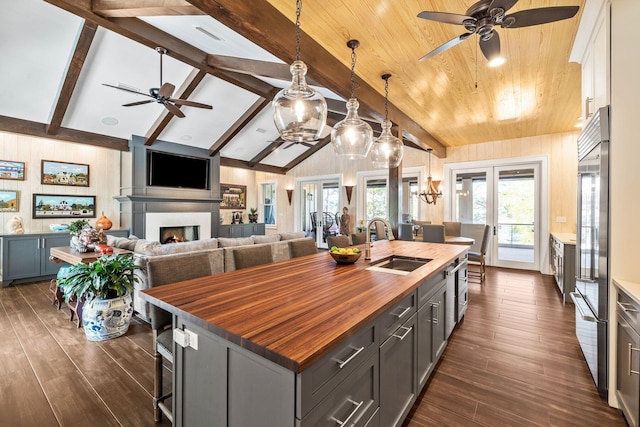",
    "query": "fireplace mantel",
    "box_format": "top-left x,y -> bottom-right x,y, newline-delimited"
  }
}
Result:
115,195 -> 222,204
